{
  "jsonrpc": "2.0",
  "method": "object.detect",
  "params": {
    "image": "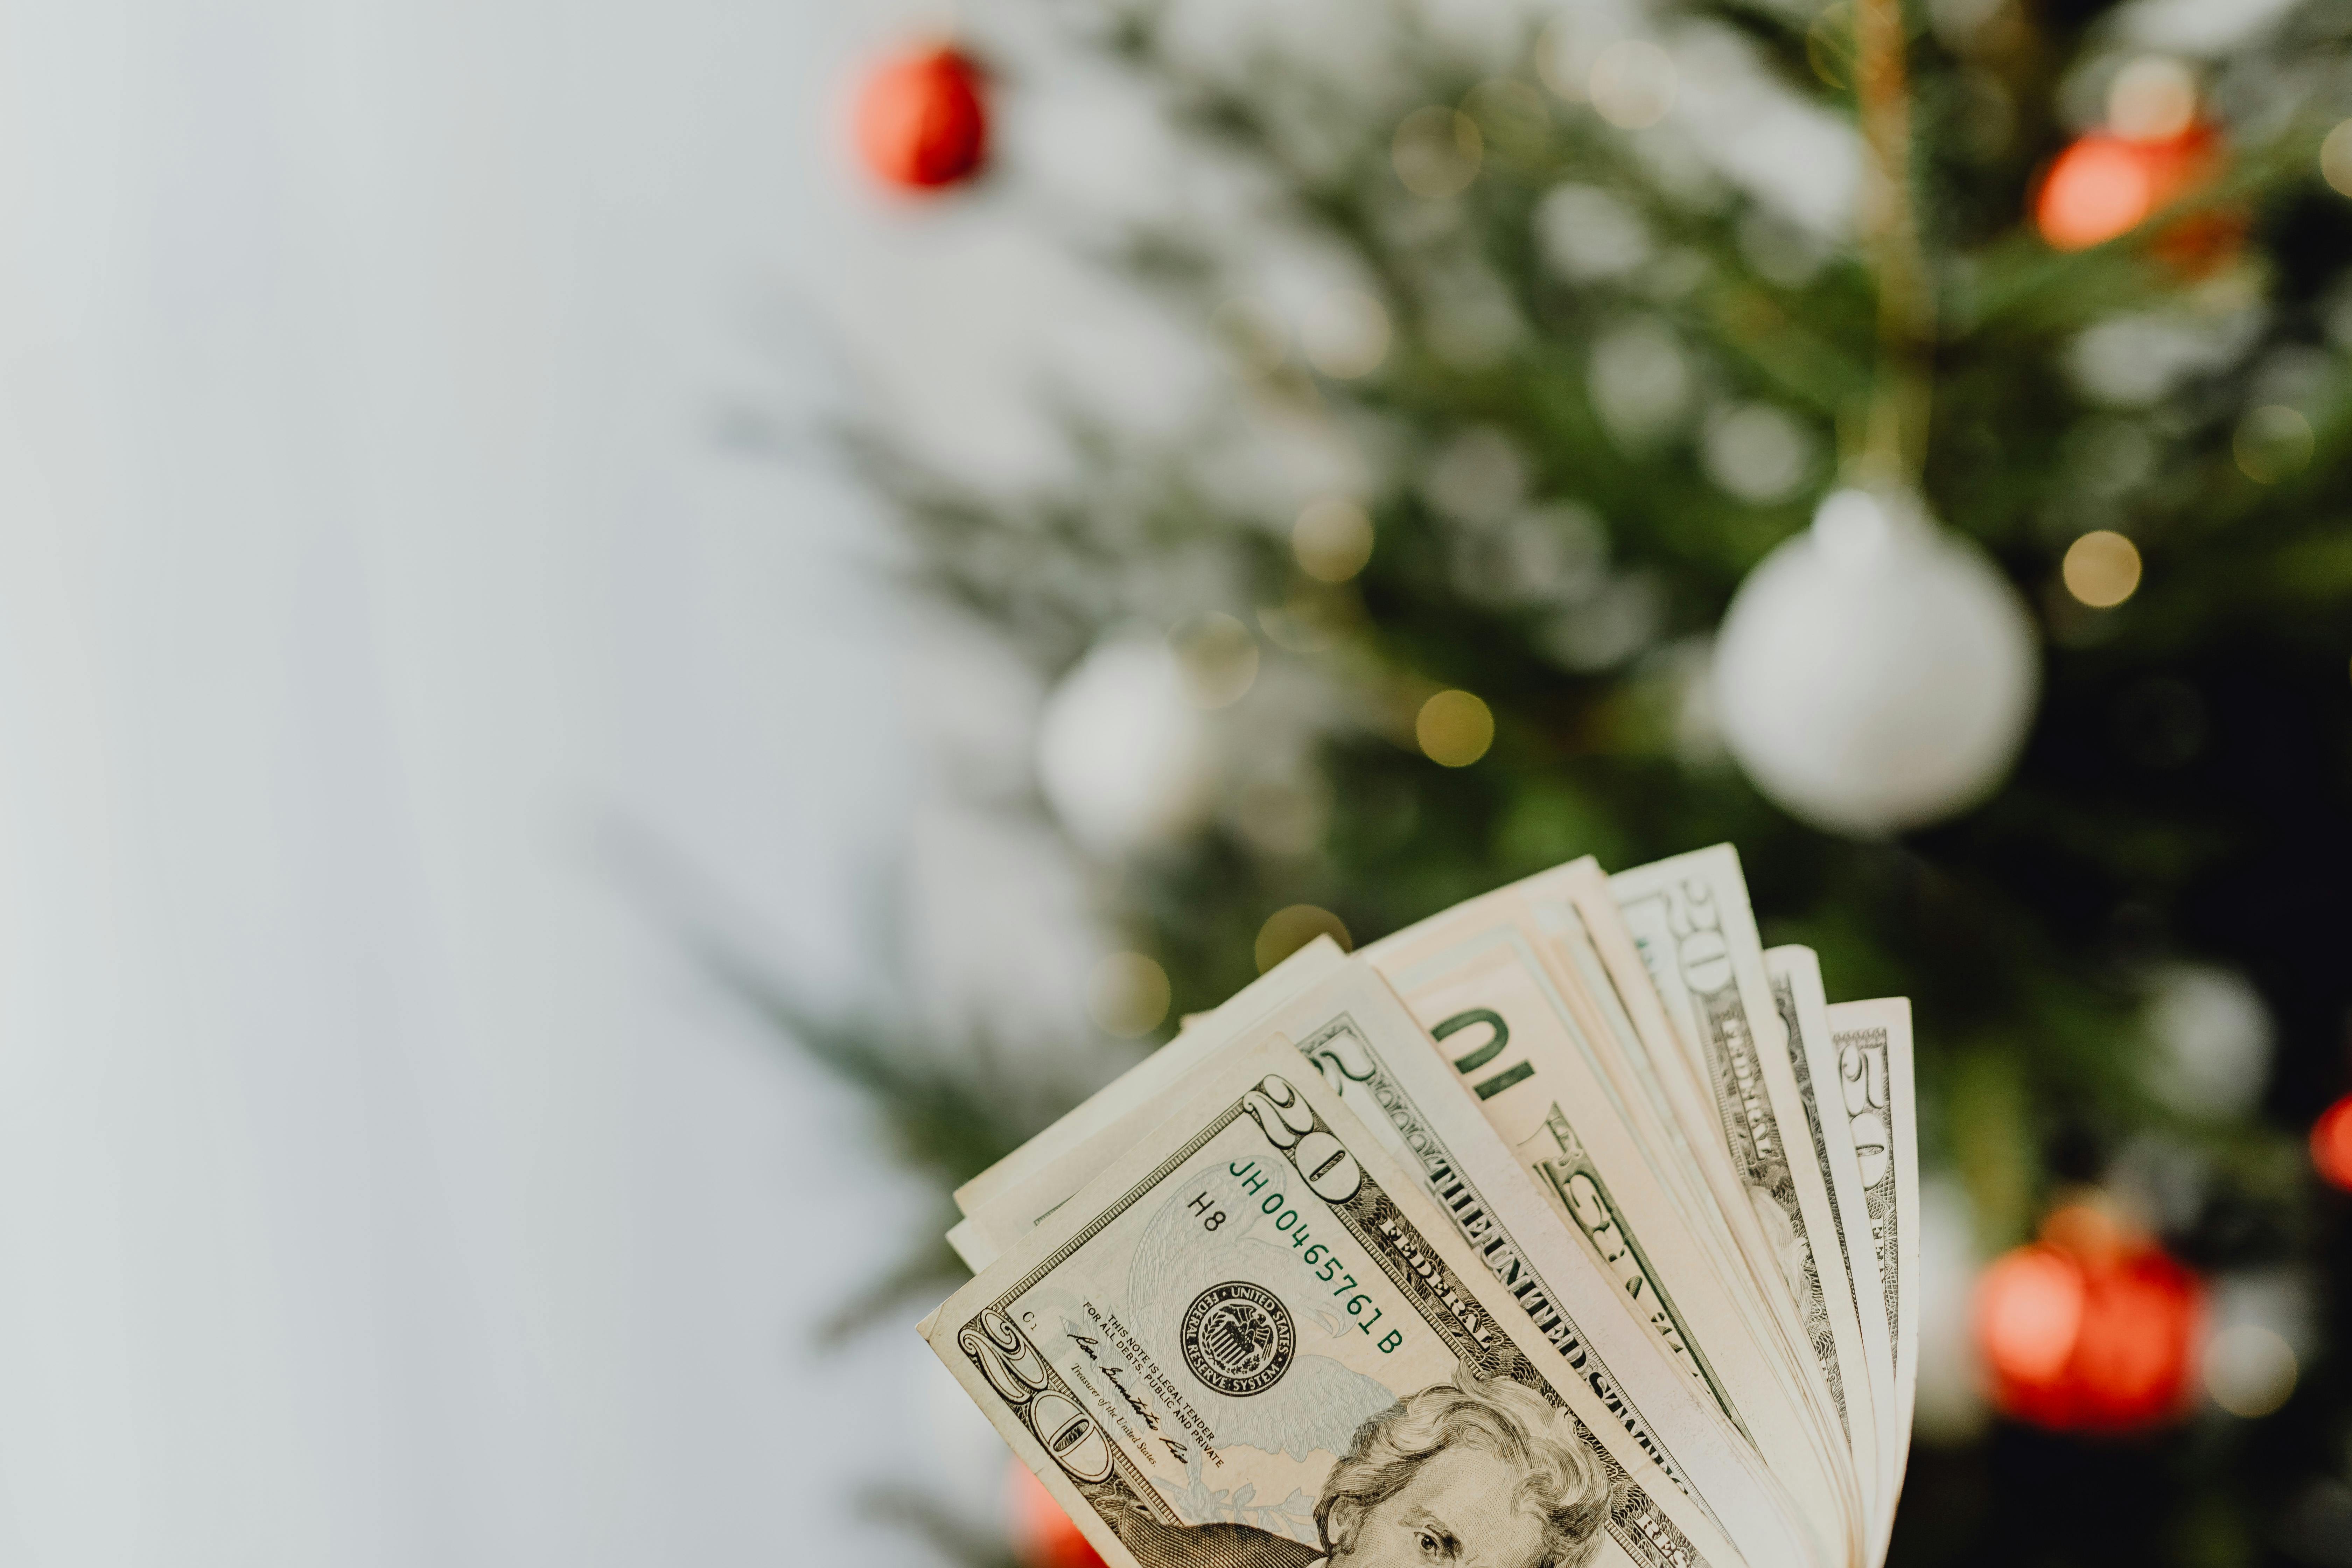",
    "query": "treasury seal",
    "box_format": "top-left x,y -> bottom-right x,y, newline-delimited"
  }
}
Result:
1180,1282 -> 1295,1396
